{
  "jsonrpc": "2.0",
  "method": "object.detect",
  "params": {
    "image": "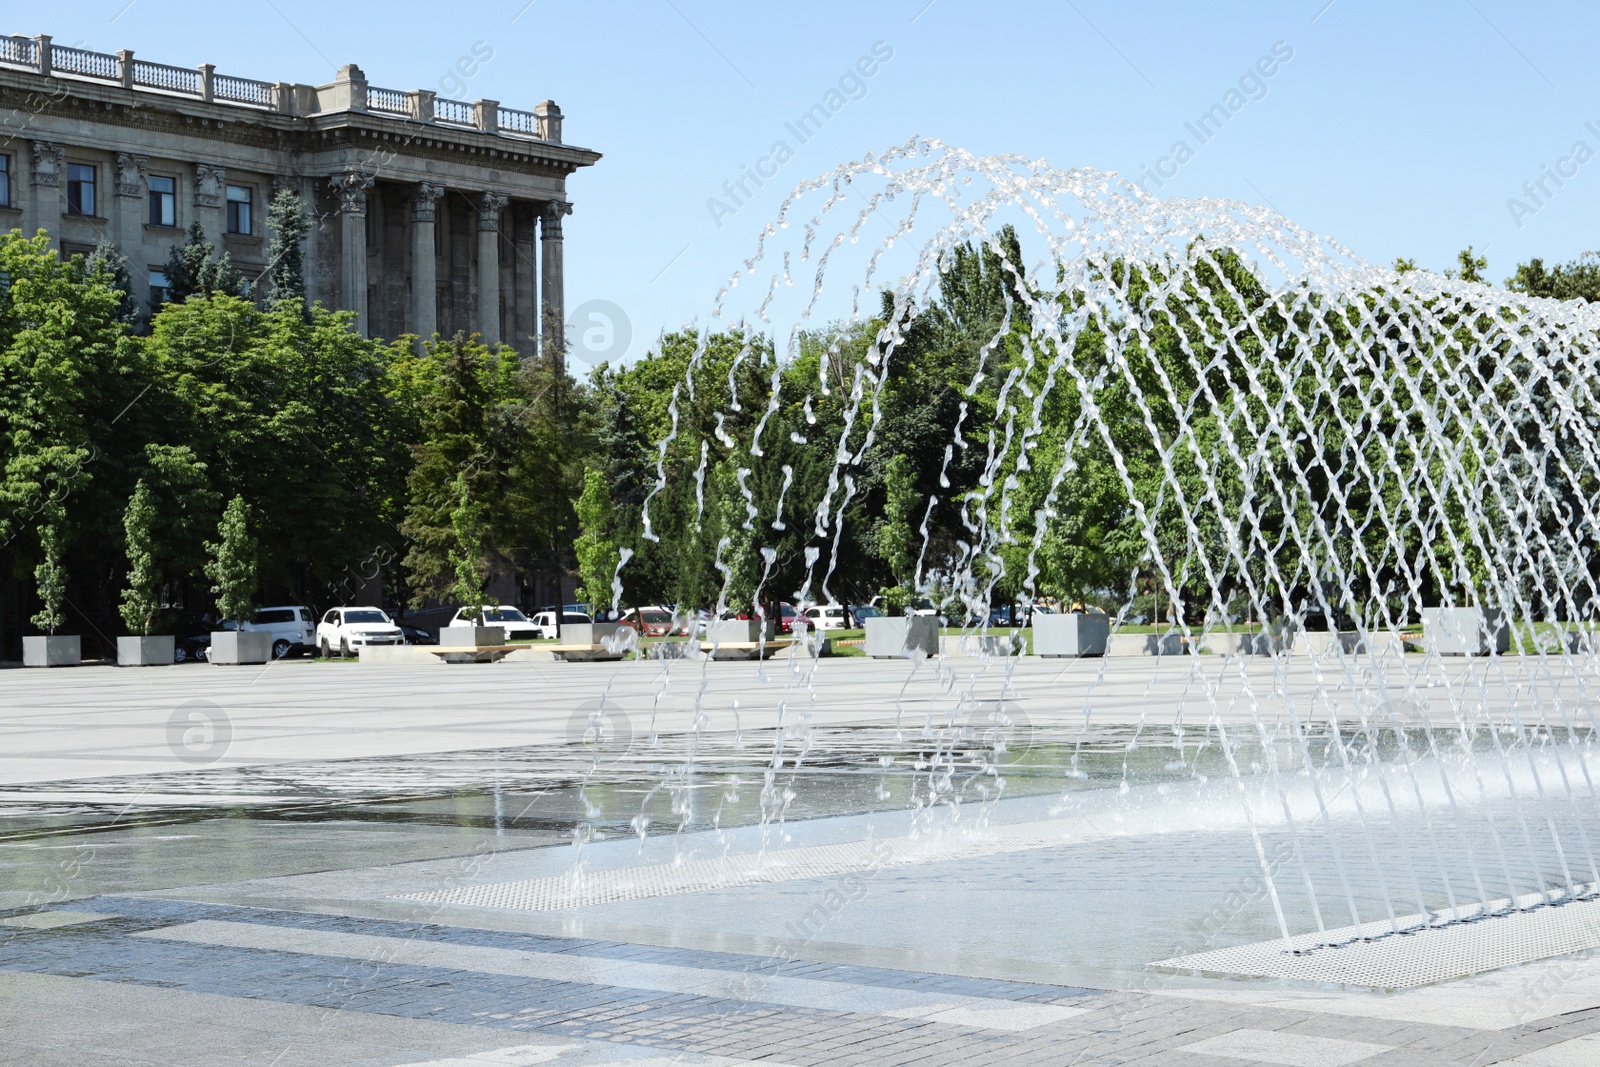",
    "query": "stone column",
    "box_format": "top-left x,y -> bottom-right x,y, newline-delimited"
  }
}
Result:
330,172 -> 375,336
29,141 -> 64,253
512,204 -> 537,357
112,152 -> 147,262
409,182 -> 442,343
475,192 -> 508,345
540,200 -> 571,369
